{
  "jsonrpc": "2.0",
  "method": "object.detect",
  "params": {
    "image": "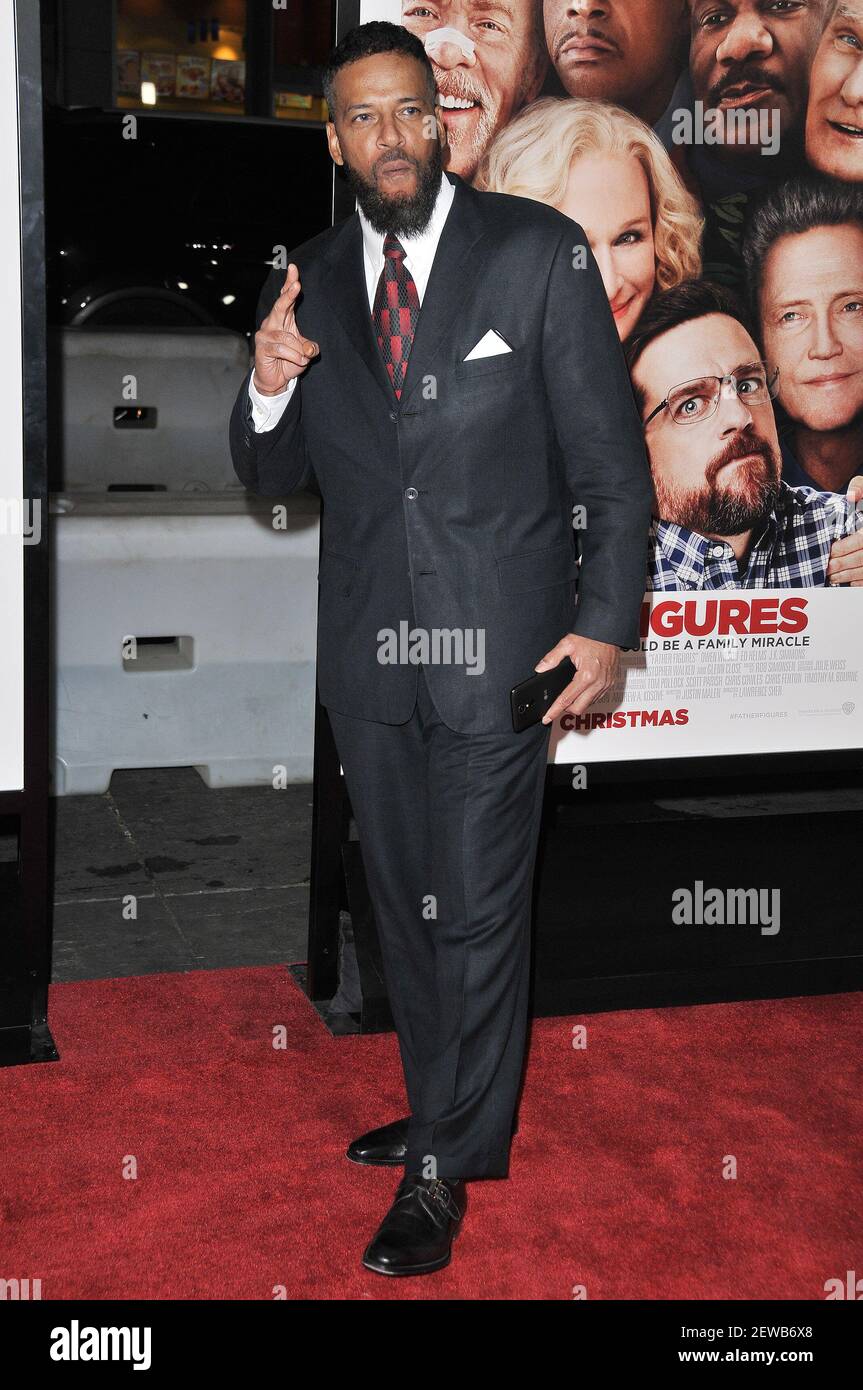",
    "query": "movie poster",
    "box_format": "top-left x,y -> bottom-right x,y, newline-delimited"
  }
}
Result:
359,0 -> 863,761
0,0 -> 24,792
